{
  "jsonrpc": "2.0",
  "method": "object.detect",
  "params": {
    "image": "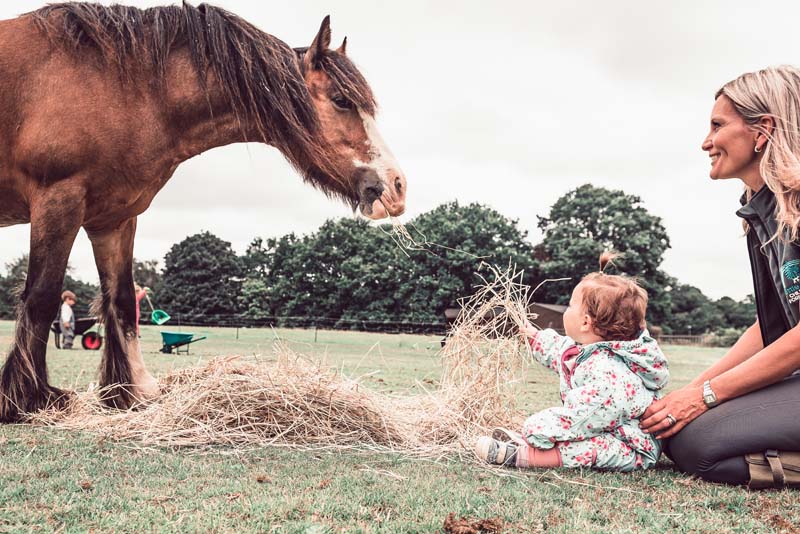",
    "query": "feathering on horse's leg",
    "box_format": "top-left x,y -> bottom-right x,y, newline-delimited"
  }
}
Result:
0,197 -> 83,423
88,217 -> 159,409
